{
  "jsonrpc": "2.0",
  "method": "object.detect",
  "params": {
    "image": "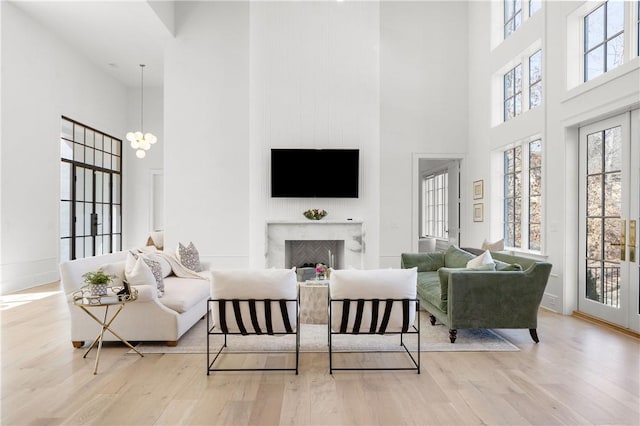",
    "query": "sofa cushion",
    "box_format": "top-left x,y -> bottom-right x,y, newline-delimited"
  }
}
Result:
444,245 -> 475,268
99,261 -> 126,287
401,252 -> 444,272
159,277 -> 210,313
416,272 -> 447,312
